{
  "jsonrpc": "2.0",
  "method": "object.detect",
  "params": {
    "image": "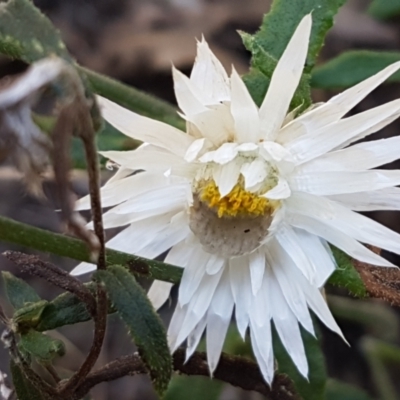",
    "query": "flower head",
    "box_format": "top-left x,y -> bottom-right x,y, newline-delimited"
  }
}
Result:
73,14 -> 400,384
